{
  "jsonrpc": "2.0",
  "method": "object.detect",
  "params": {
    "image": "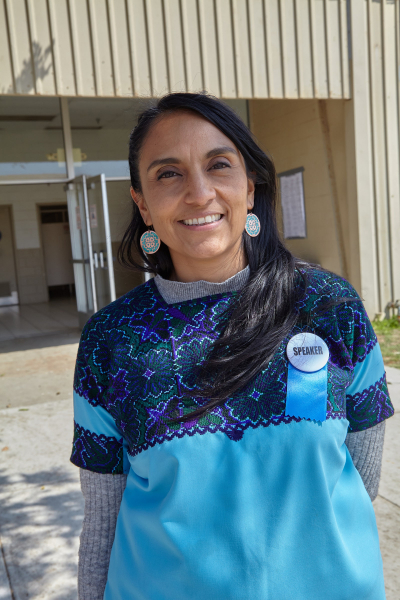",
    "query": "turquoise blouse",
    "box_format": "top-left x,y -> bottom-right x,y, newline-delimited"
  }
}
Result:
71,269 -> 393,600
